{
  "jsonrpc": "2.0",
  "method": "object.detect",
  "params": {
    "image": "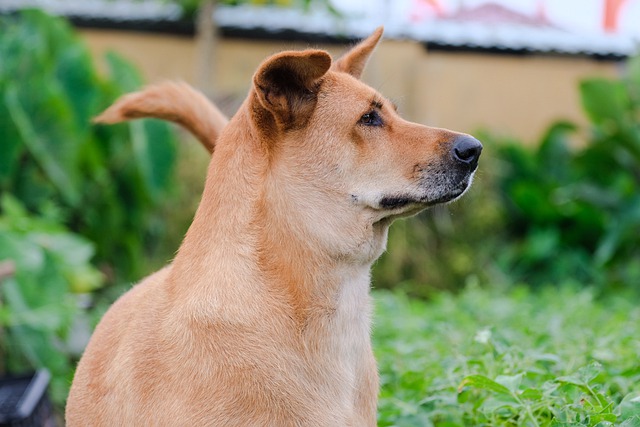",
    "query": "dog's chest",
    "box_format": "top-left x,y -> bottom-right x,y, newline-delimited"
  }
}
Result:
333,268 -> 372,350
313,268 -> 373,395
